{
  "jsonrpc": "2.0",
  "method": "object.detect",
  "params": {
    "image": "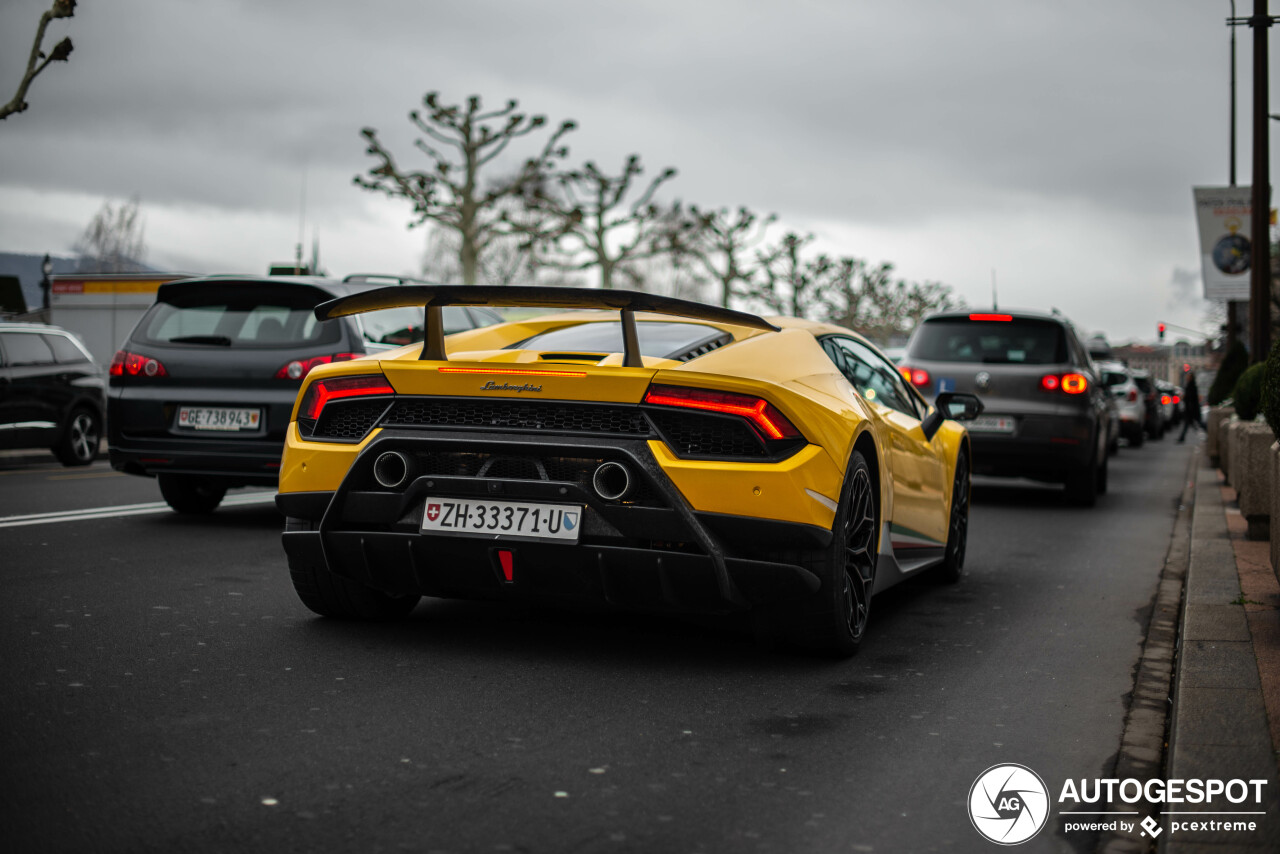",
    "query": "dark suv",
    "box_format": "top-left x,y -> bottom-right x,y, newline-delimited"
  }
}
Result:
898,310 -> 1112,505
108,275 -> 501,513
0,322 -> 105,466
